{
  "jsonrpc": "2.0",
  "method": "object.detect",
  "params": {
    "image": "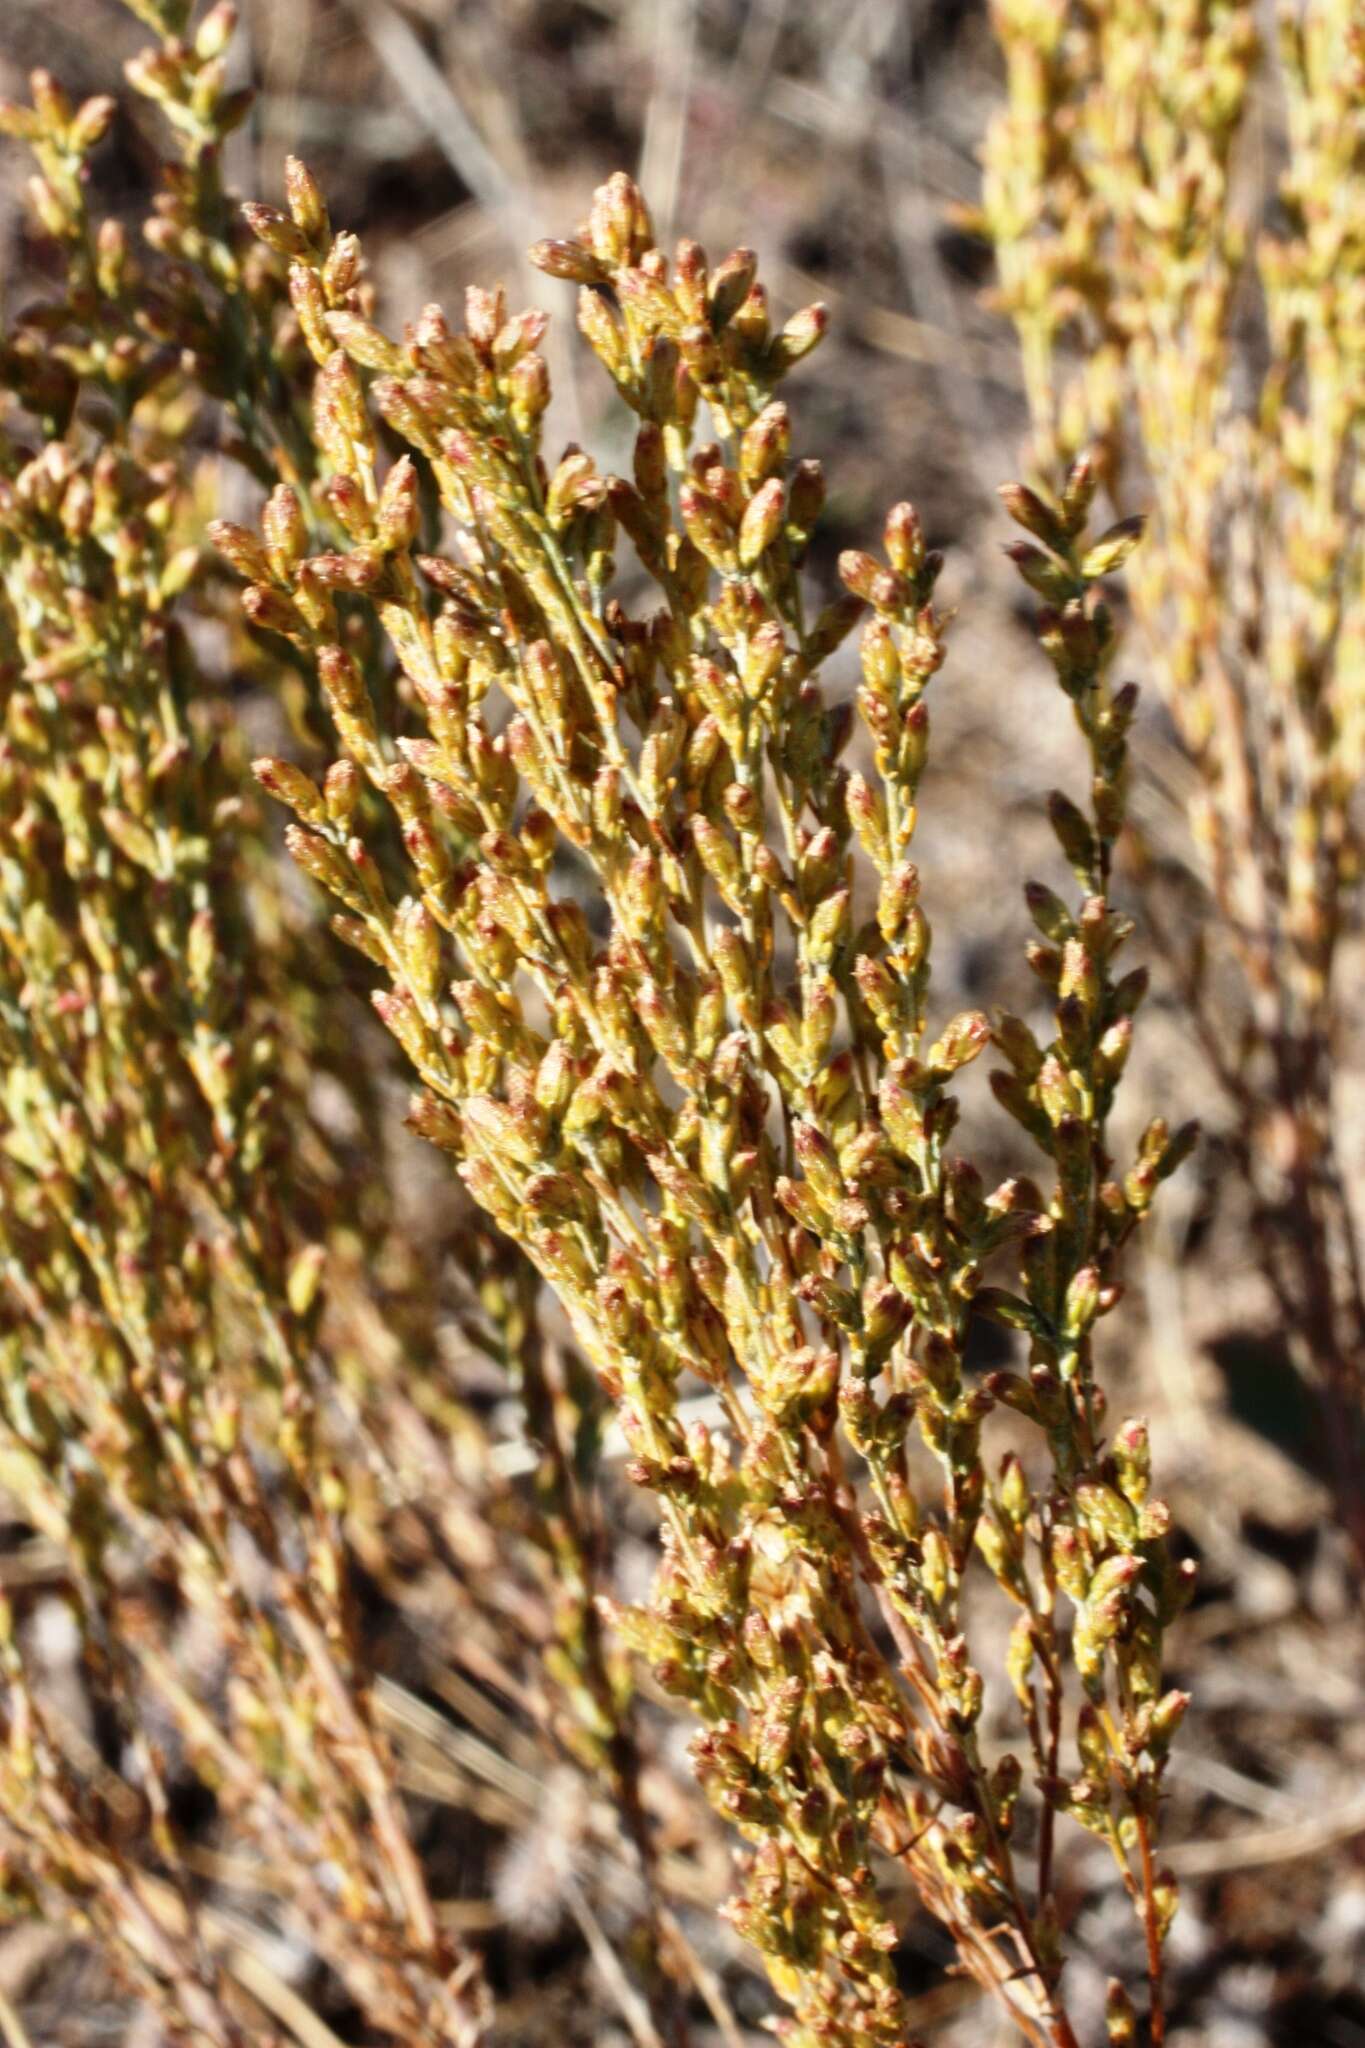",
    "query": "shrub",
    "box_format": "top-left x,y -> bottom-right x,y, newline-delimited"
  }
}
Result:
976,0 -> 1365,1559
0,34 -> 493,2047
0,5 -> 1196,2045
227,150 -> 1193,2048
